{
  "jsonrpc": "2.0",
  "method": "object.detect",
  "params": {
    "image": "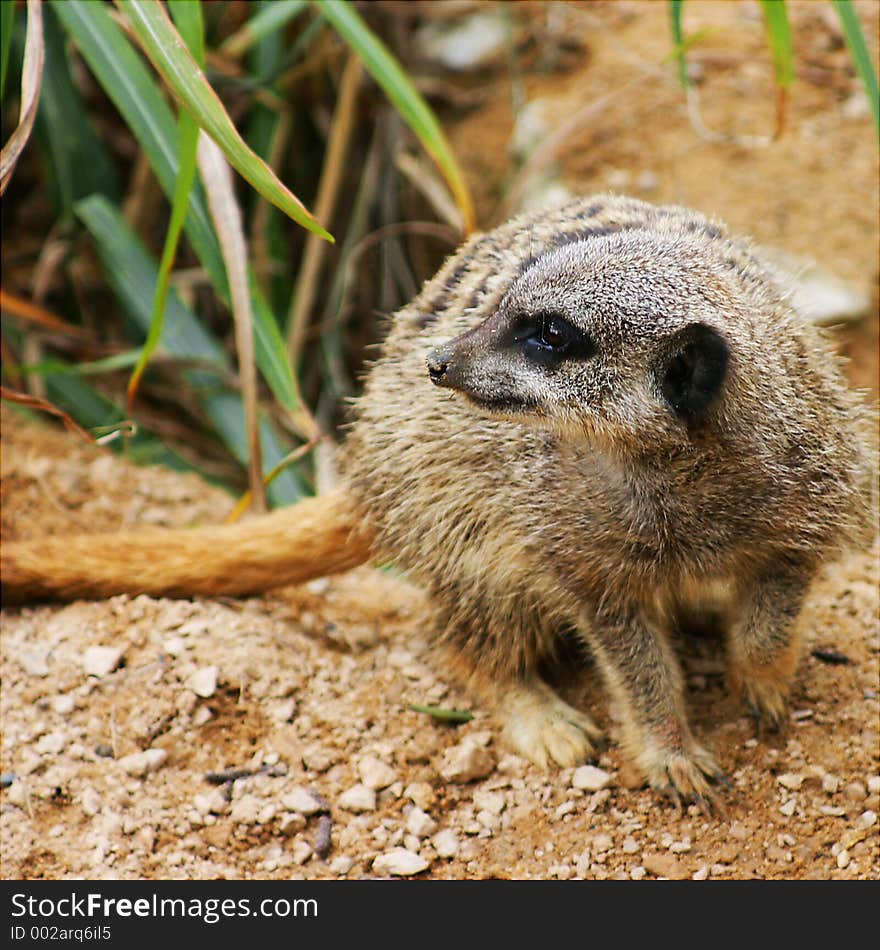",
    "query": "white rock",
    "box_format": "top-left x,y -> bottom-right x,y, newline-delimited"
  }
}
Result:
432,829 -> 459,859
187,666 -> 218,698
779,799 -> 797,817
20,648 -> 51,677
572,765 -> 612,792
82,646 -> 124,678
439,738 -> 495,783
329,855 -> 353,875
357,755 -> 397,790
162,637 -> 186,656
856,810 -> 877,830
836,849 -> 850,869
193,789 -> 229,815
118,748 -> 167,778
35,731 -> 67,755
630,866 -> 646,880
338,784 -> 376,813
81,786 -> 102,817
52,695 -> 76,715
290,840 -> 312,865
230,794 -> 262,824
866,776 -> 880,795
592,833 -> 614,854
406,807 -> 438,838
282,787 -> 324,816
473,789 -> 506,816
372,848 -> 430,877
404,782 -> 436,810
